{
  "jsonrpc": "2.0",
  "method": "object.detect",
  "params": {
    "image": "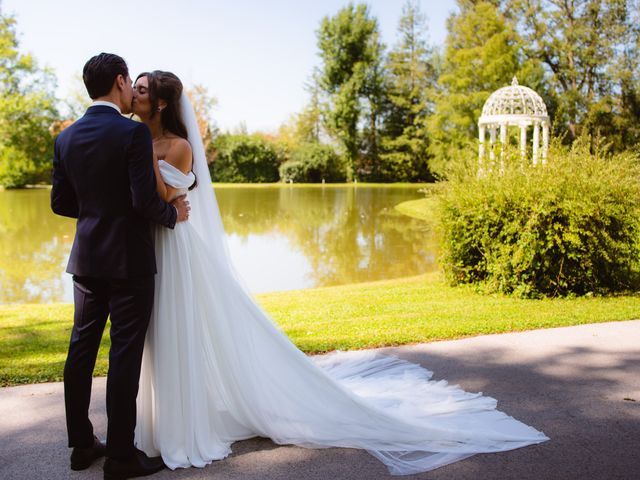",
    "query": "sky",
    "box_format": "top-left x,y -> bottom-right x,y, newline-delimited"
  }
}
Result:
3,0 -> 458,132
